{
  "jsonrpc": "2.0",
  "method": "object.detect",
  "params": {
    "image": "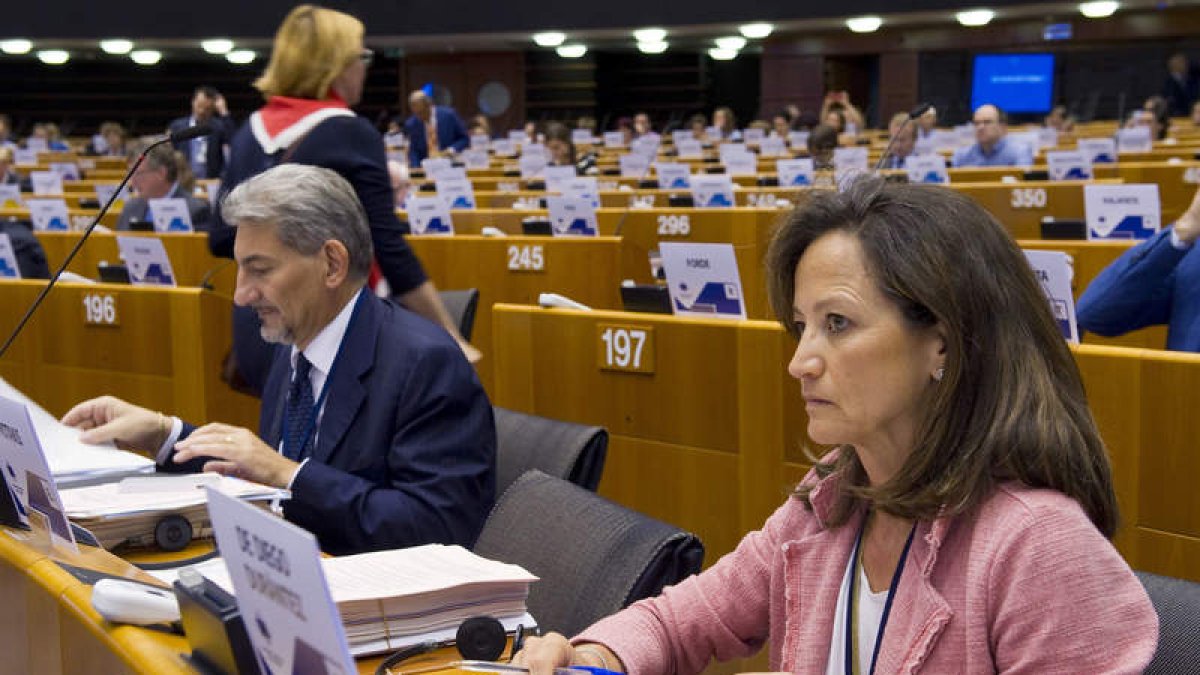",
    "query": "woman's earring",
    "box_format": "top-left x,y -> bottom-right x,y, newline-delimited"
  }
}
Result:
933,367 -> 945,382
